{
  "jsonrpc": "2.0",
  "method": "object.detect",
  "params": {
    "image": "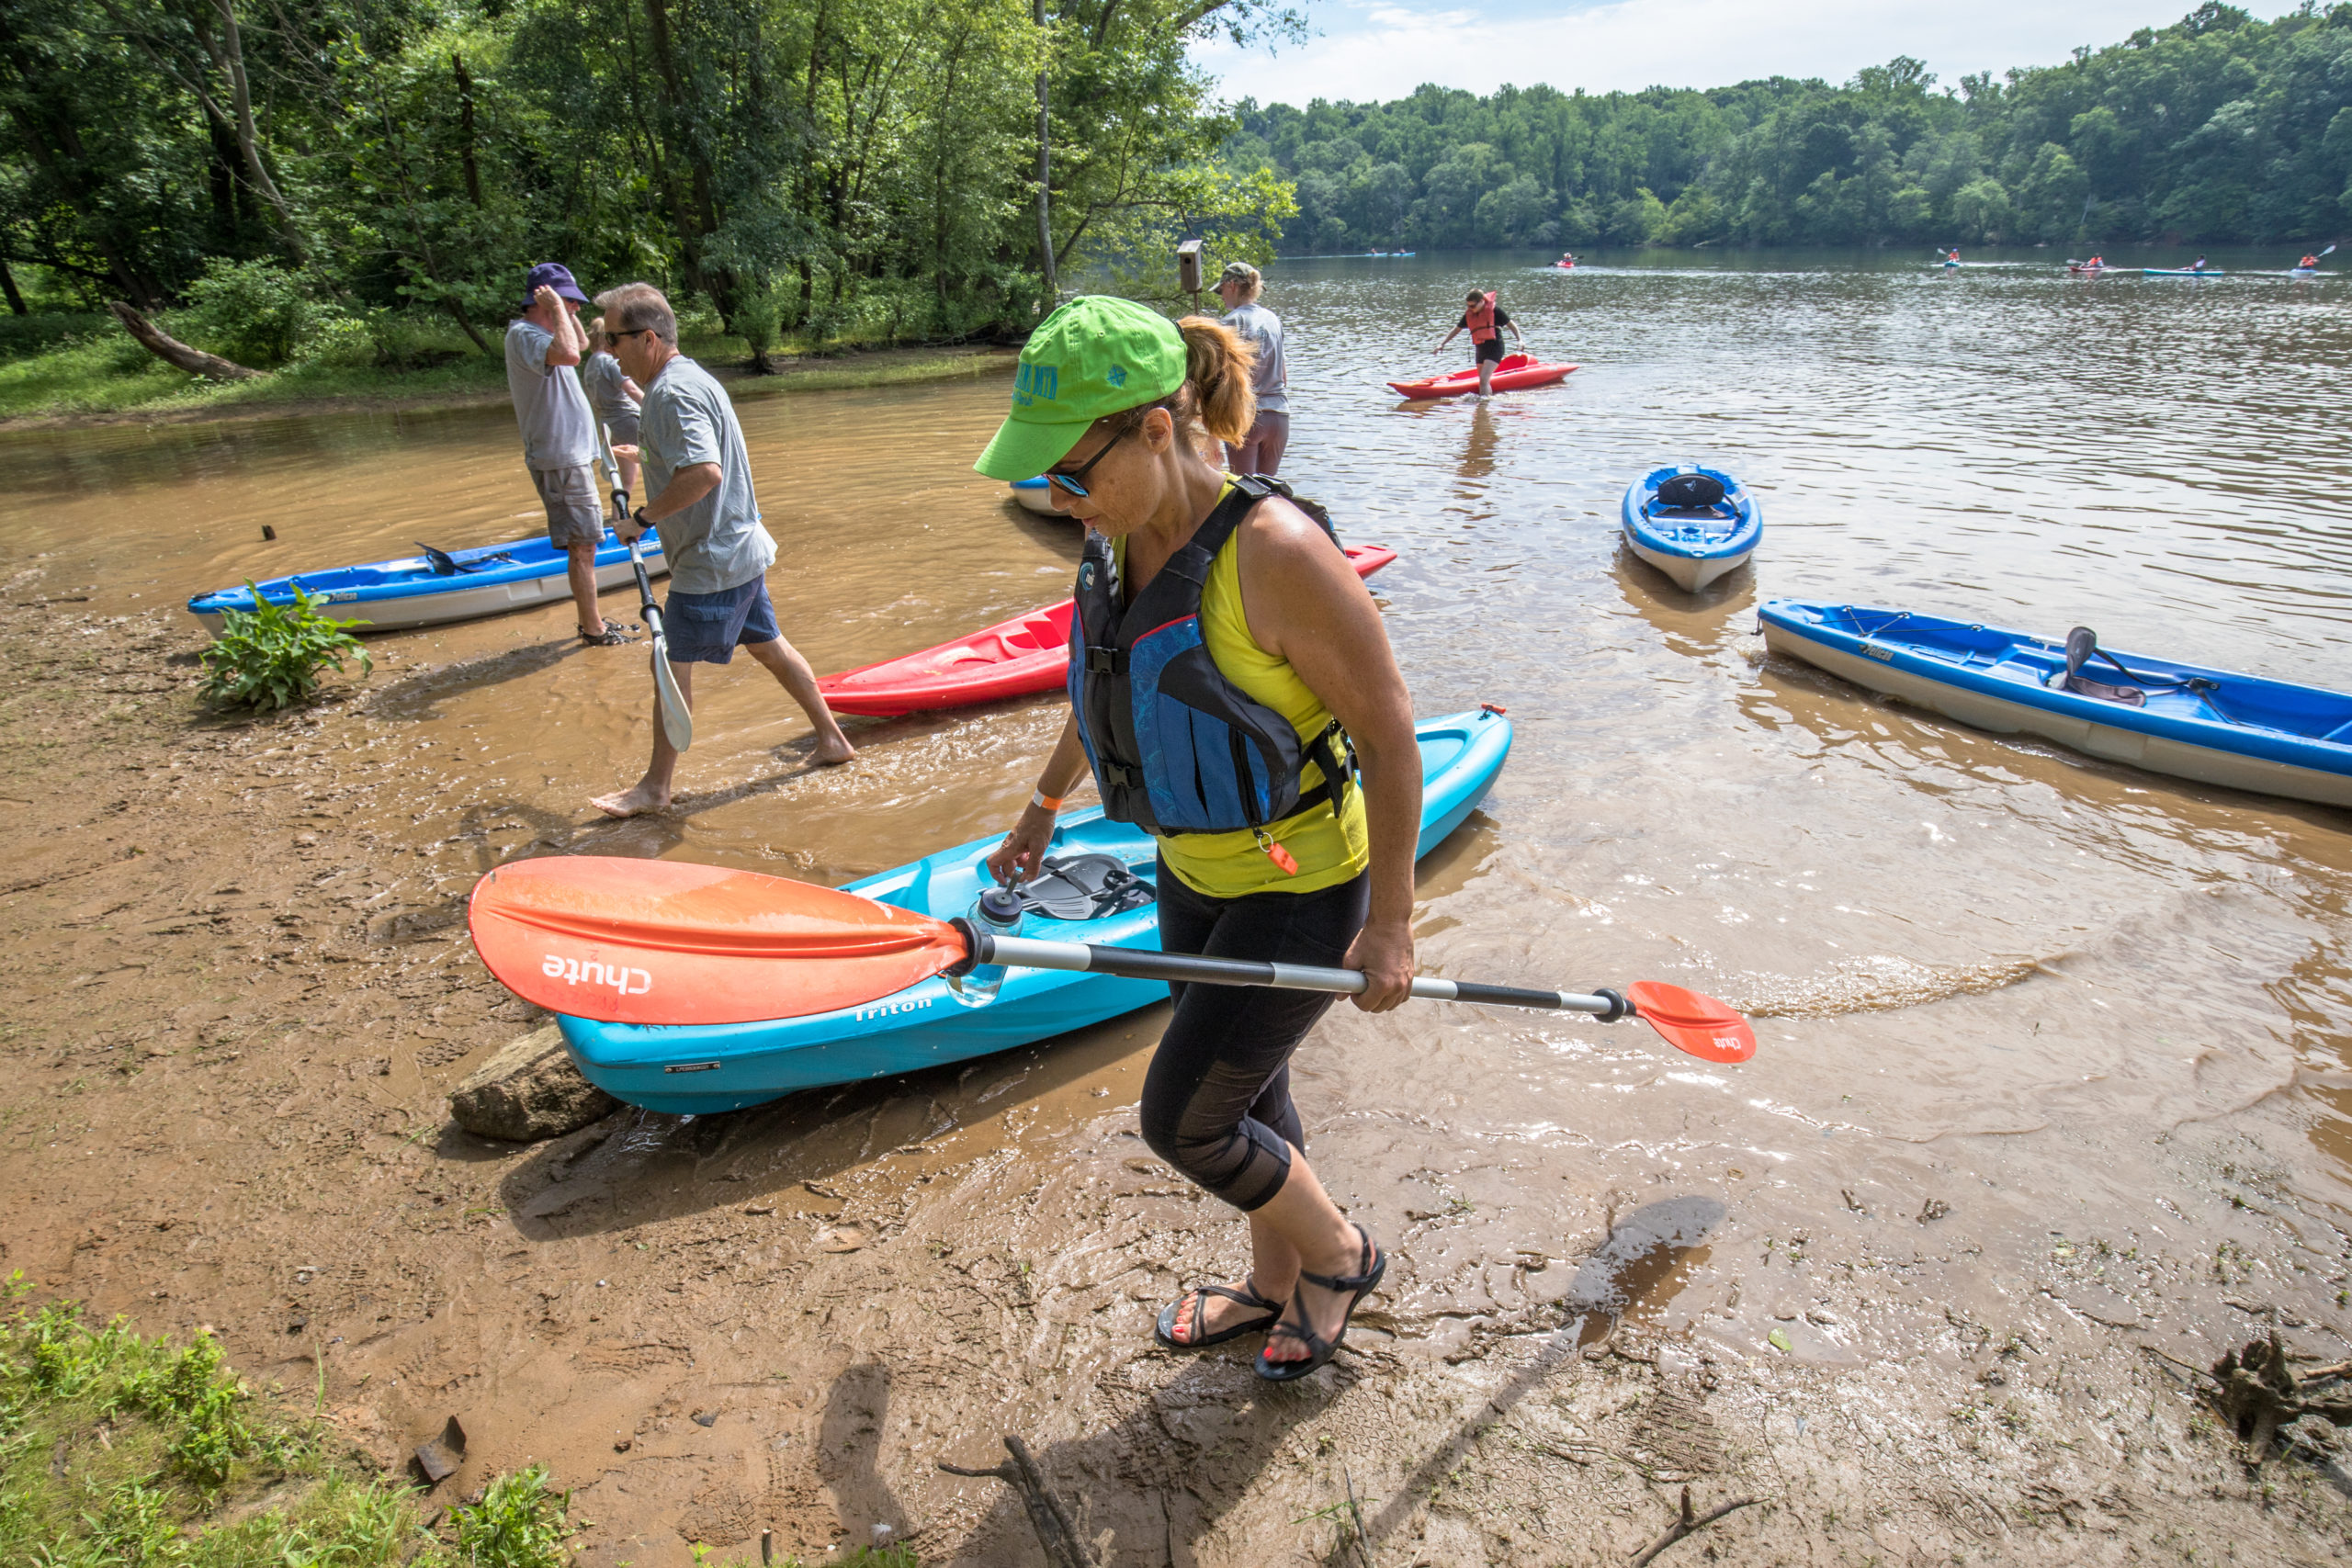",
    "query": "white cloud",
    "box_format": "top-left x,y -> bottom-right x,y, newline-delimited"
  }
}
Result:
1193,0 -> 2301,106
